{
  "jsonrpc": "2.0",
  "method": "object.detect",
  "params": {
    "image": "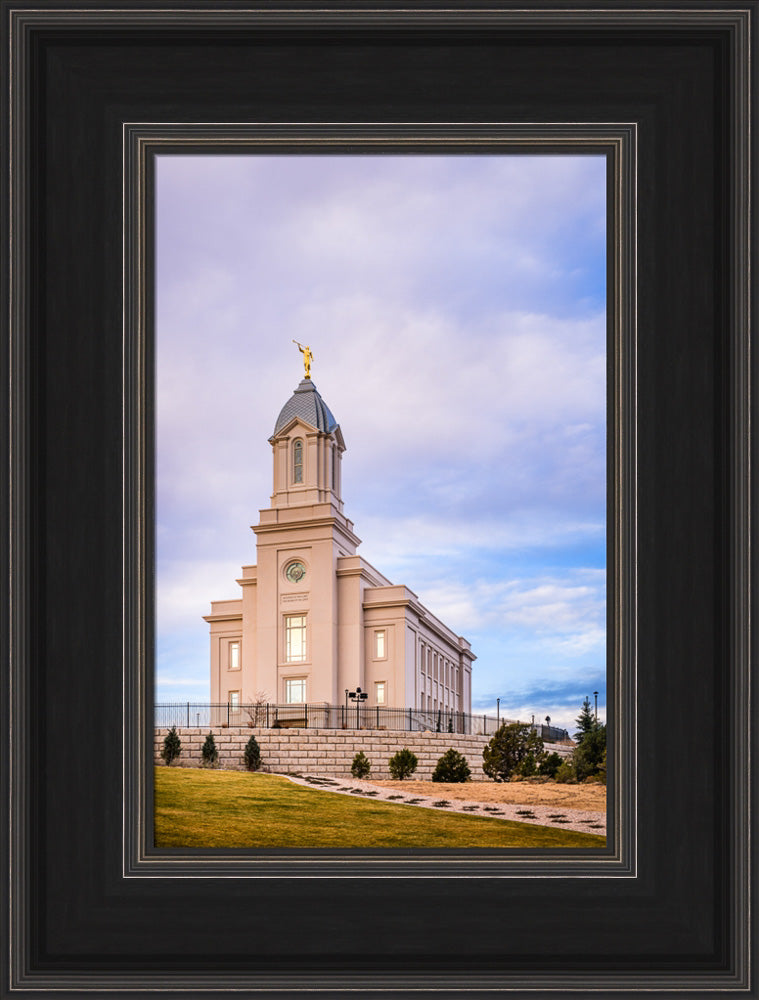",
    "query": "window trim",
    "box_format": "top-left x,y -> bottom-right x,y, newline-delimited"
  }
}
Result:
228,640 -> 241,671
